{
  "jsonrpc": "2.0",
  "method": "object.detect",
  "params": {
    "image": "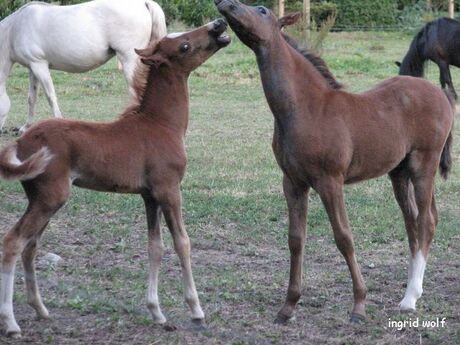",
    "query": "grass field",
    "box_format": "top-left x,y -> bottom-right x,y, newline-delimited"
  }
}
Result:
0,28 -> 459,345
